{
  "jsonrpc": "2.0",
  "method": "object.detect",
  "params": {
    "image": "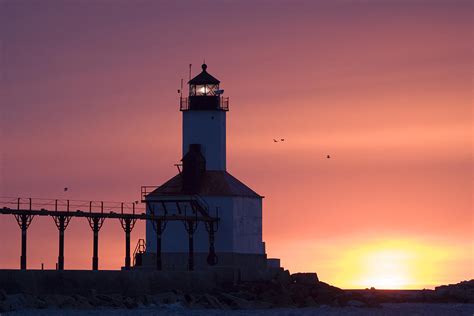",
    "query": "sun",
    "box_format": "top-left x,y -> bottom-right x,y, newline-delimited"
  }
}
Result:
357,249 -> 412,289
331,239 -> 453,289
